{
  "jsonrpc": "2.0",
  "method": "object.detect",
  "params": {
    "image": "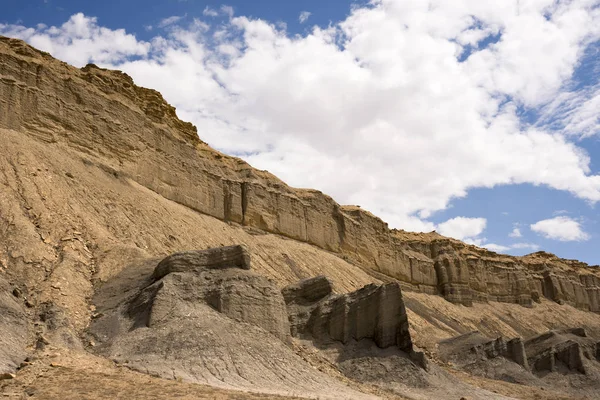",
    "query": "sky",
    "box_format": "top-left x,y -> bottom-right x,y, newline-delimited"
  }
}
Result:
1,0 -> 600,264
